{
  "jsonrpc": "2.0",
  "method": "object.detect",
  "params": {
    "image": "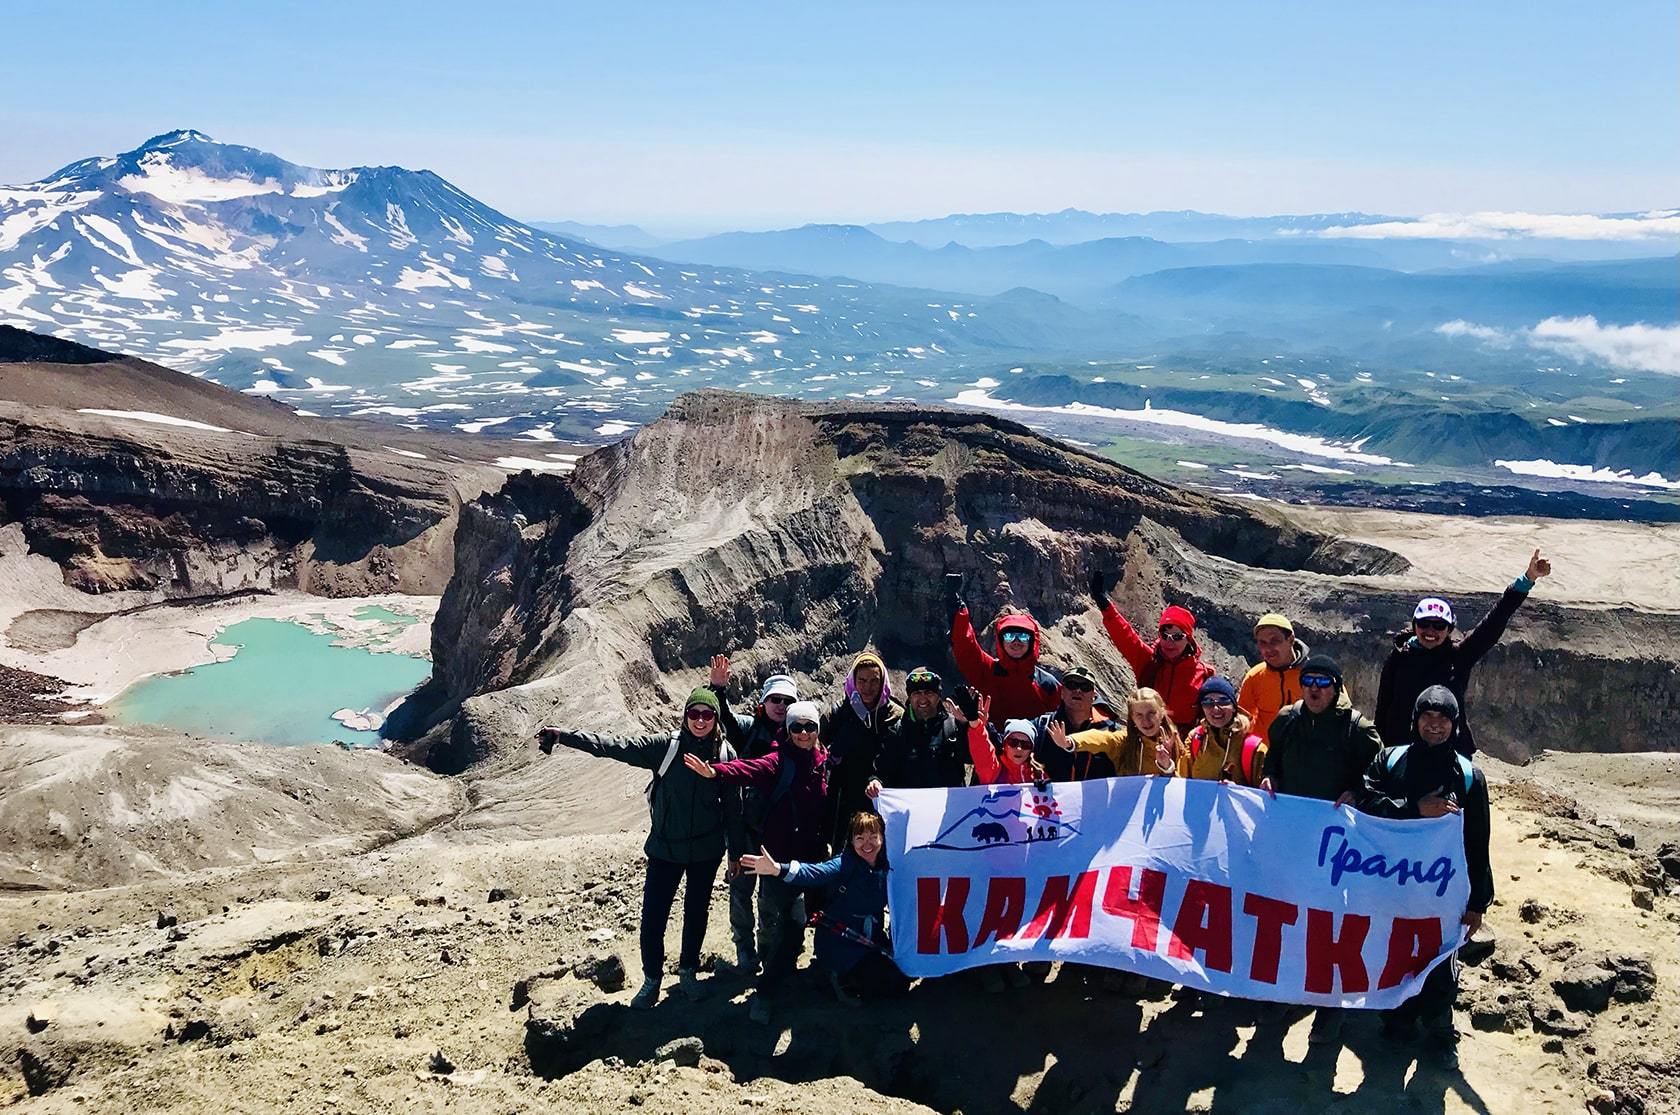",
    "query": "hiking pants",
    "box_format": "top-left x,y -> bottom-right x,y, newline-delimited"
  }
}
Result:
640,855 -> 721,981
755,875 -> 806,991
